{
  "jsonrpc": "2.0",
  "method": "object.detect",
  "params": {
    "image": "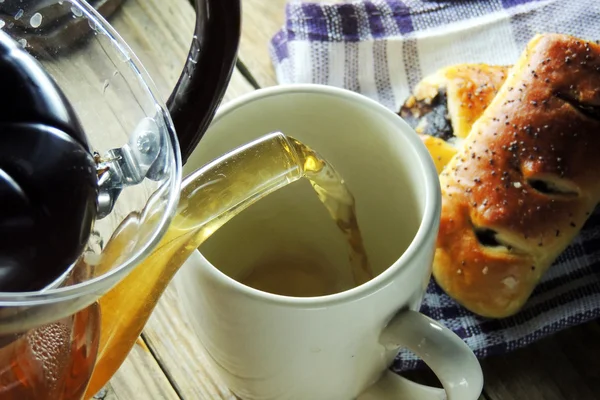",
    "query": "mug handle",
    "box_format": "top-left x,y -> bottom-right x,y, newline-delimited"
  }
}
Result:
358,310 -> 483,400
